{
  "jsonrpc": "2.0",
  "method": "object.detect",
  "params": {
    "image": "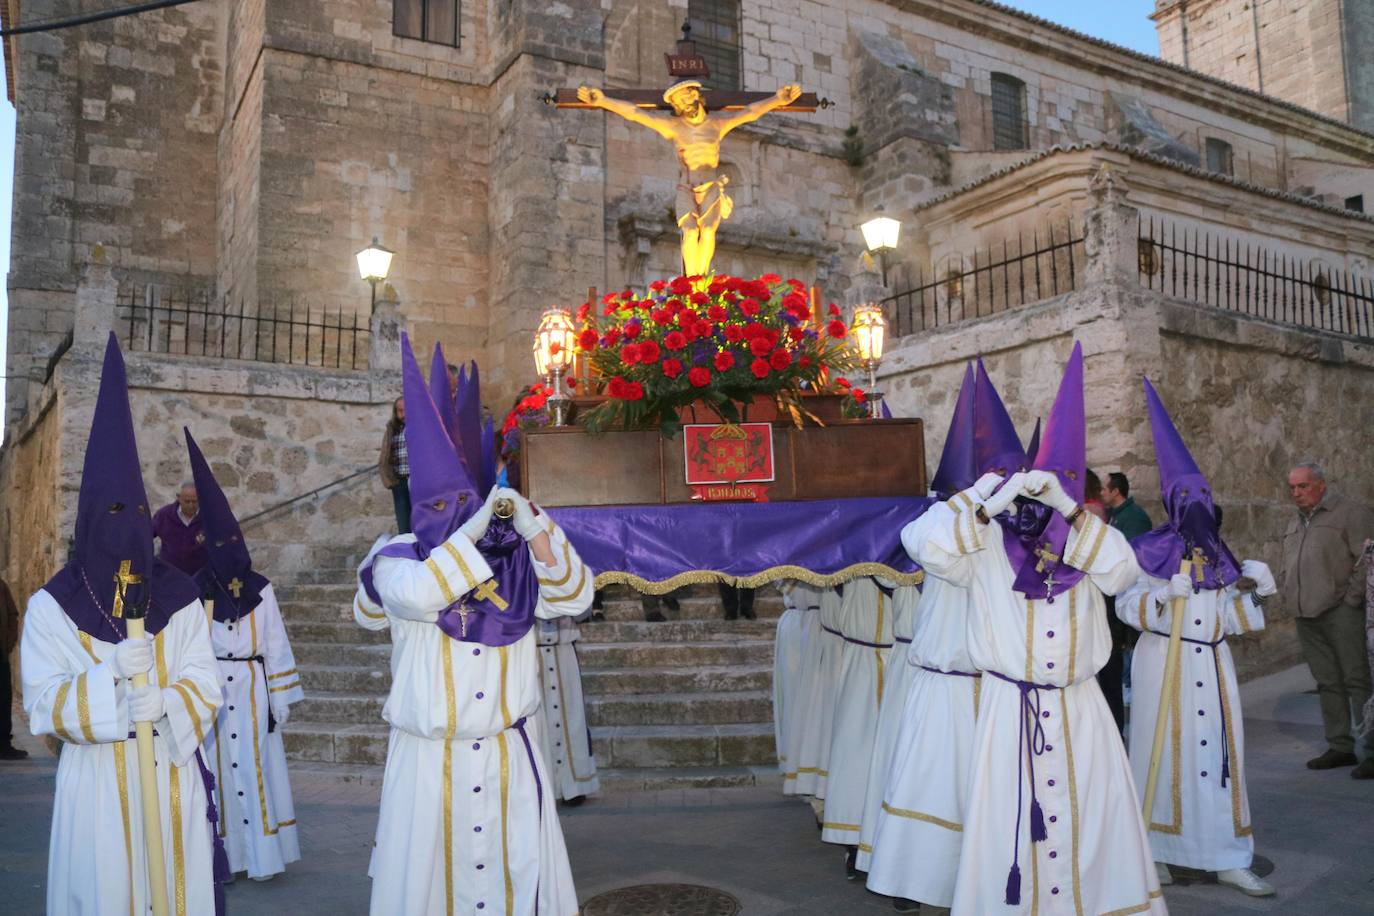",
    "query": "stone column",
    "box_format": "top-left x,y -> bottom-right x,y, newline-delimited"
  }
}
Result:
1083,164 -> 1141,287
369,282 -> 403,382
72,243 -> 118,354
